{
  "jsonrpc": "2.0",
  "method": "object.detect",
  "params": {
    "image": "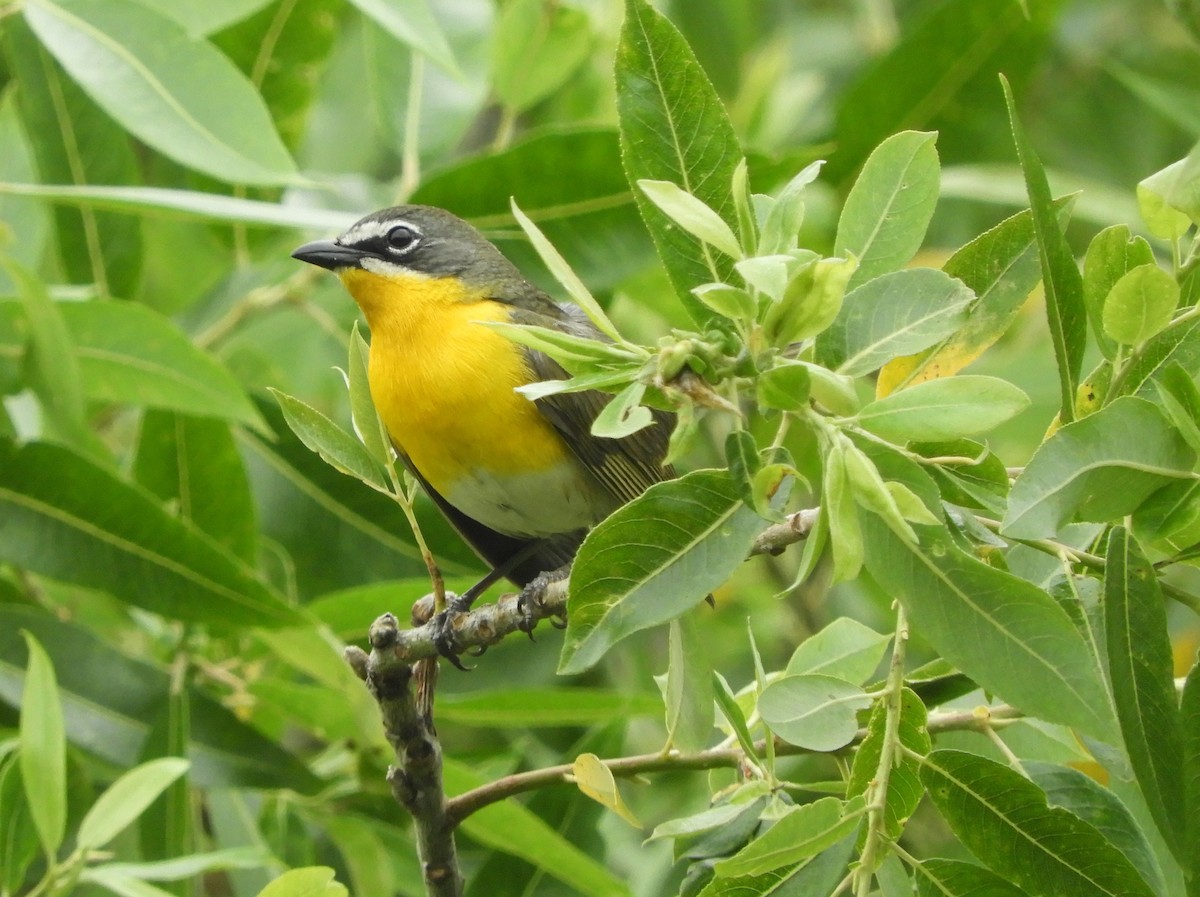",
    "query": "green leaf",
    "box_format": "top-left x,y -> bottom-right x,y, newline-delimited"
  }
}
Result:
1001,75 -> 1087,424
824,443 -> 863,584
443,759 -> 631,897
696,834 -> 856,897
411,129 -> 650,294
0,181 -> 352,229
1003,397 -> 1196,539
507,202 -> 624,343
1117,315 -> 1200,400
3,299 -> 267,431
860,516 -> 1117,741
712,671 -> 760,766
347,325 -> 392,472
83,847 -> 270,882
1182,662 -> 1200,886
1102,264 -> 1180,346
0,440 -> 301,628
756,361 -> 812,413
639,180 -> 743,259
664,617 -> 714,753
915,859 -> 1030,897
0,758 -> 40,894
835,131 -> 940,290
24,0 -> 297,185
785,618 -> 890,685
0,608 -> 323,792
320,814 -> 395,897
1104,527 -> 1186,861
254,868 -> 347,897
269,389 -> 387,491
18,632 -> 66,859
1,24 -> 142,298
77,757 -> 190,850
1083,225 -> 1155,361
1154,362 -> 1200,455
815,268 -> 974,377
1139,151 -> 1200,238
1026,763 -> 1170,897
855,376 -> 1030,442
590,381 -> 652,438
760,255 -> 858,348
0,259 -> 97,455
348,0 -> 457,75
135,0 -> 273,36
886,199 -> 1073,390
616,0 -> 742,326
133,411 -> 258,563
847,688 -> 930,841
757,674 -> 872,752
758,160 -> 824,256
491,0 -> 589,110
921,750 -> 1157,897
560,469 -> 784,674
713,797 -> 862,878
